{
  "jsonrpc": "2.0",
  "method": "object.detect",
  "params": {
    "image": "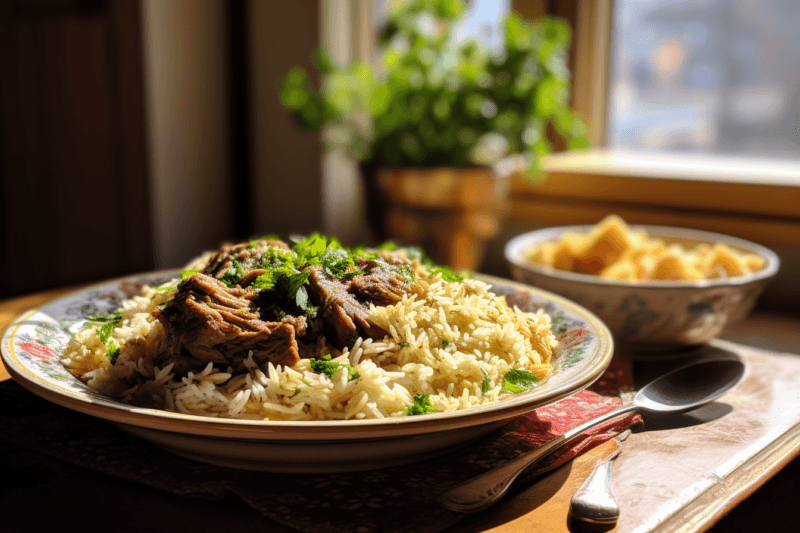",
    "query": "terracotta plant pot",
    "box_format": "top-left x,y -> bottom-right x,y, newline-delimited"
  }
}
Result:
361,165 -> 511,271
